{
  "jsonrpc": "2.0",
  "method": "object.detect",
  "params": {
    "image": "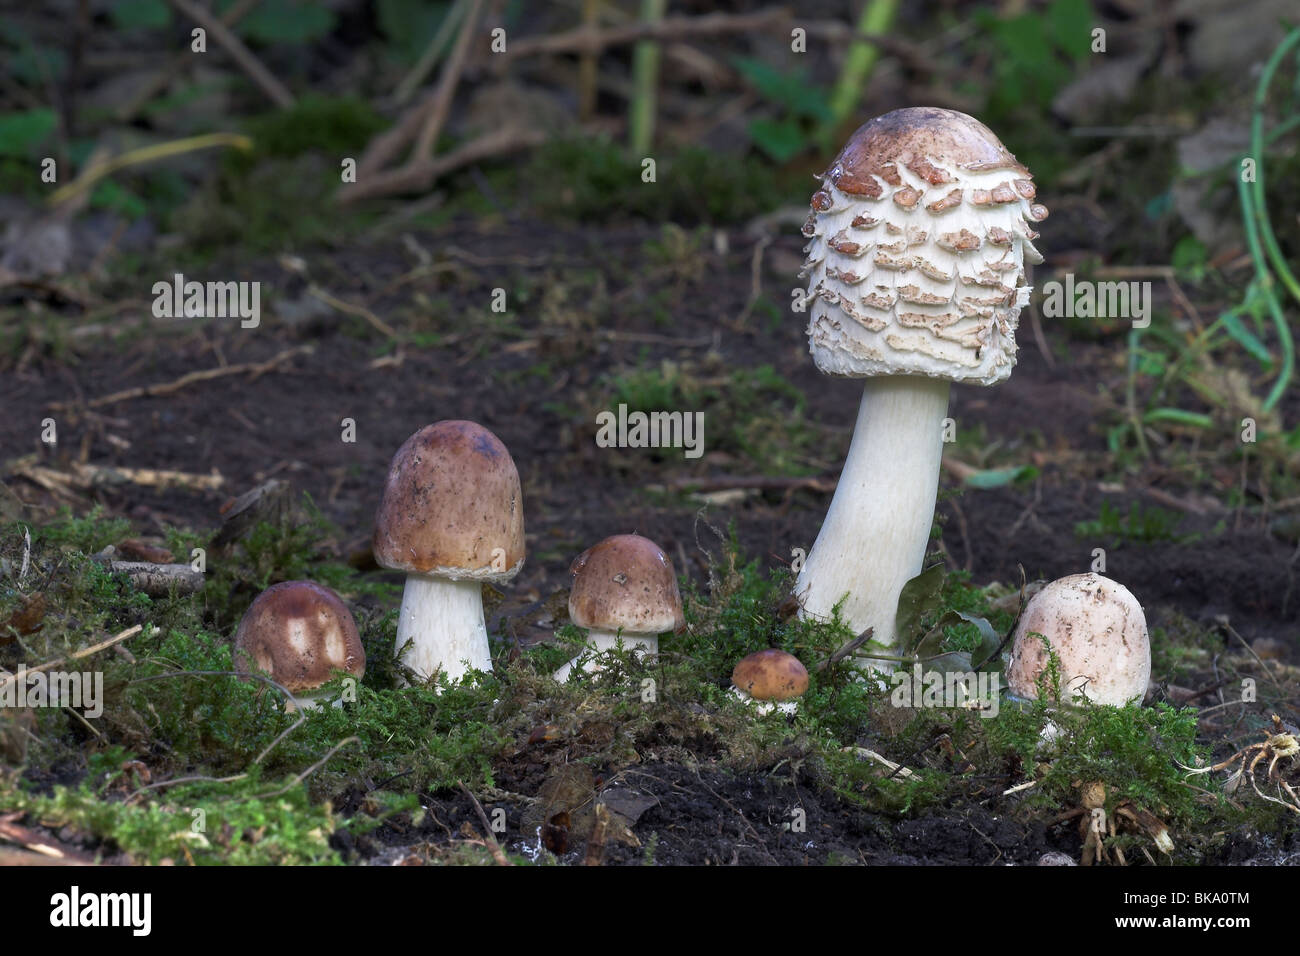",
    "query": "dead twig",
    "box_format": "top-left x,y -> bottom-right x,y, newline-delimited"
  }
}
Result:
812,628 -> 873,673
357,0 -> 484,178
120,0 -> 260,119
649,474 -> 836,495
458,781 -> 513,865
498,8 -> 792,60
102,562 -> 205,597
0,625 -> 143,695
167,0 -> 294,109
341,126 -> 545,203
48,345 -> 311,411
308,286 -> 399,339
